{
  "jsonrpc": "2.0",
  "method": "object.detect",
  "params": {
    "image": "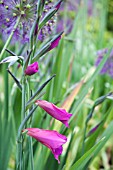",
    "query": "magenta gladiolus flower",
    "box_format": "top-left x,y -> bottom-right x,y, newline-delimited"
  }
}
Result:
35,100 -> 72,127
49,35 -> 61,51
54,0 -> 62,10
25,62 -> 38,76
24,128 -> 67,163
